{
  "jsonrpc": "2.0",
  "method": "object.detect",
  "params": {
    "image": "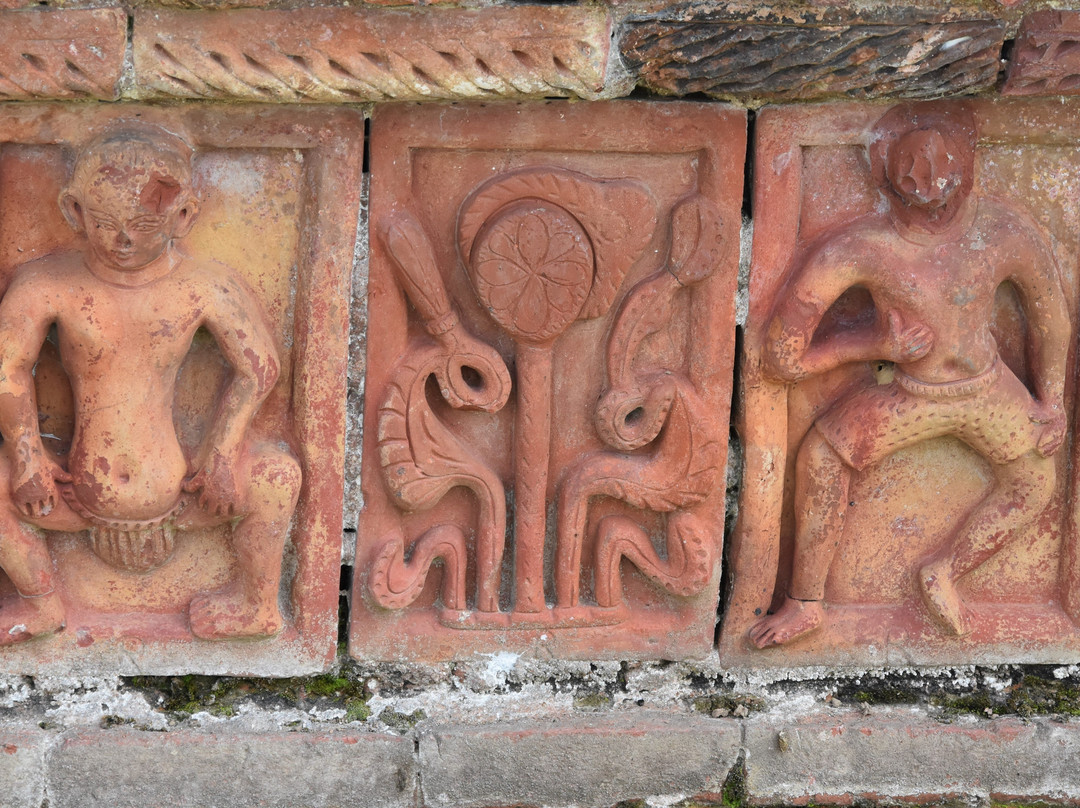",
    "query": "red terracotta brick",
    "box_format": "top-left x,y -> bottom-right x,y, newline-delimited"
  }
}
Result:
133,7 -> 613,103
0,9 -> 125,100
1004,11 -> 1080,96
352,101 -> 744,661
0,104 -> 361,675
721,98 -> 1080,668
